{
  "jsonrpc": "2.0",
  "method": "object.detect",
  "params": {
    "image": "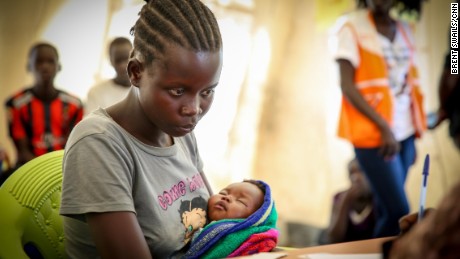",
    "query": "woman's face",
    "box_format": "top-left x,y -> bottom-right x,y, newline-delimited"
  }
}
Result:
133,45 -> 223,137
